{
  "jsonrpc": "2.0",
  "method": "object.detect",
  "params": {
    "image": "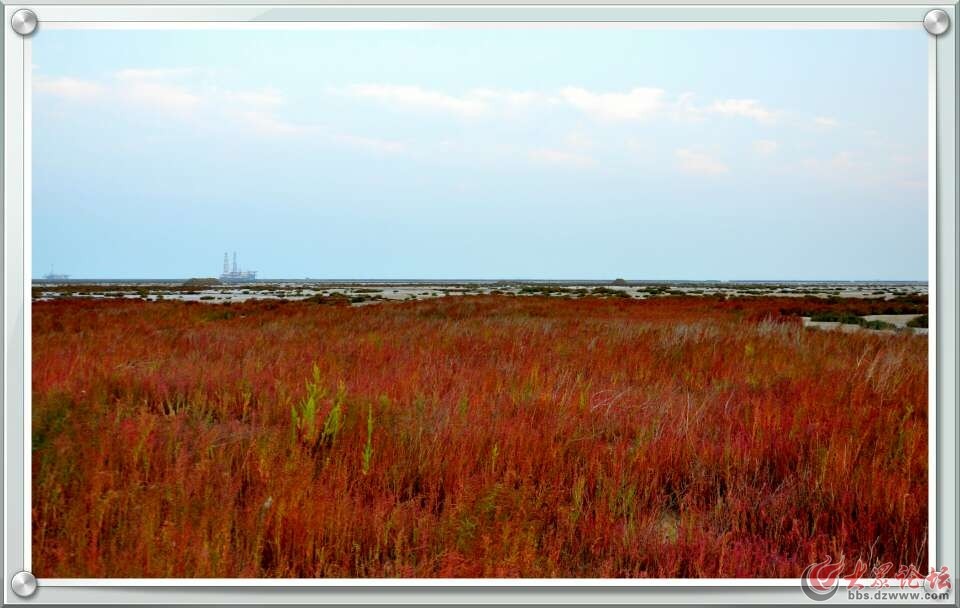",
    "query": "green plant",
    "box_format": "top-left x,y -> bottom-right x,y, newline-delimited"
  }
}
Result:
291,365 -> 327,447
321,380 -> 347,445
861,319 -> 895,331
361,403 -> 374,475
809,312 -> 861,324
